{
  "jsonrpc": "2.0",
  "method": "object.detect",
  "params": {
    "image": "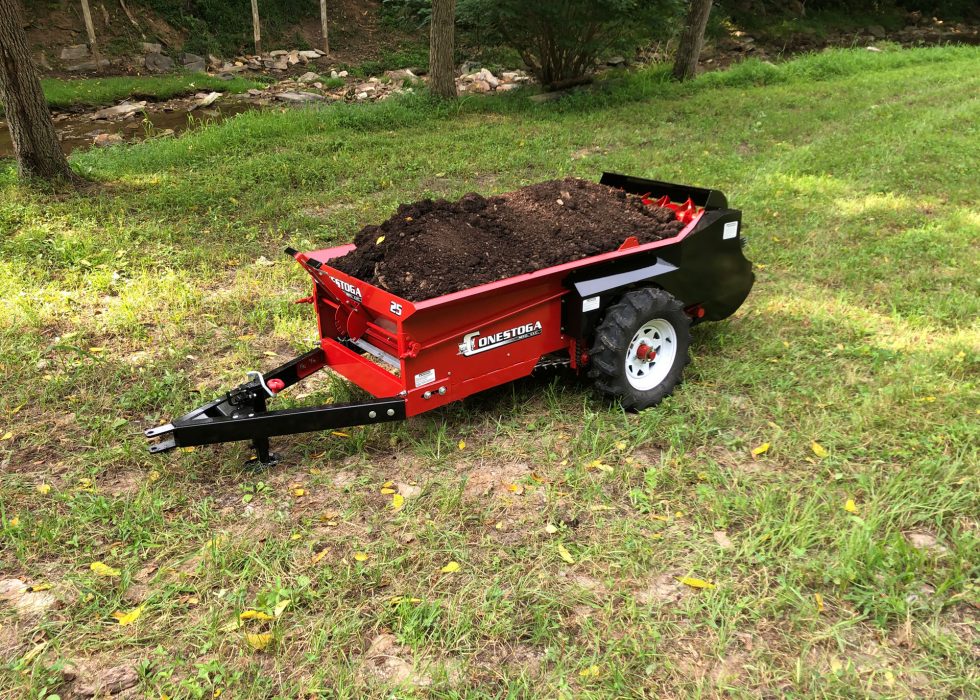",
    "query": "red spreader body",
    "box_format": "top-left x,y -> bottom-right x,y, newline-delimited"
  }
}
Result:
146,173 -> 754,465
